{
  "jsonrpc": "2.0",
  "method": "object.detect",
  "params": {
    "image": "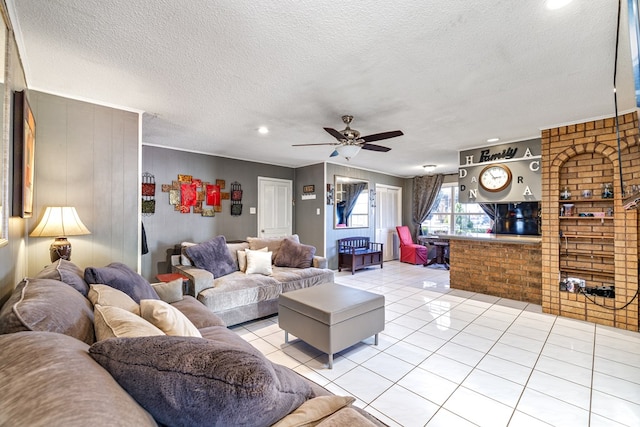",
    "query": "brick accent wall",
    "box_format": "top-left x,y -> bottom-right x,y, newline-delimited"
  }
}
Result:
449,240 -> 542,304
541,112 -> 640,331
